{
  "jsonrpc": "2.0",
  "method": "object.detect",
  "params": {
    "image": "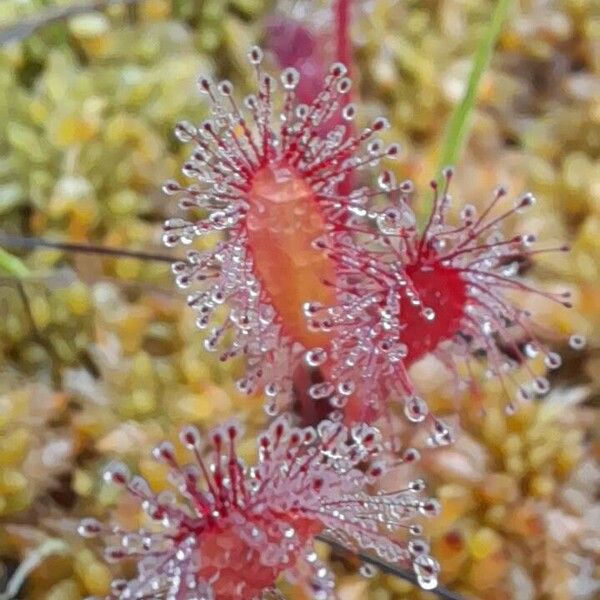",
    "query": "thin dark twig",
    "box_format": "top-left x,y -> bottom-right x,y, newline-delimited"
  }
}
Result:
317,535 -> 466,600
0,0 -> 142,46
14,281 -> 62,388
0,233 -> 179,264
